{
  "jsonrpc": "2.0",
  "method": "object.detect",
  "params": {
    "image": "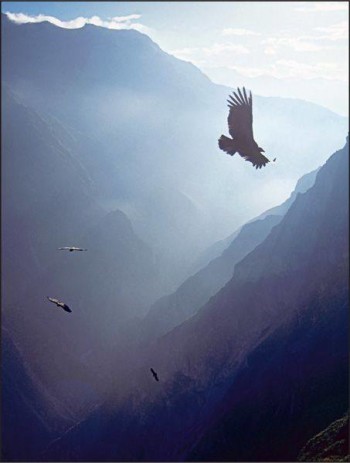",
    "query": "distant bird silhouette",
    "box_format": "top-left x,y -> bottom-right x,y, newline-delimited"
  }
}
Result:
150,368 -> 159,382
219,87 -> 270,169
58,247 -> 87,252
273,158 -> 276,162
47,297 -> 72,313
